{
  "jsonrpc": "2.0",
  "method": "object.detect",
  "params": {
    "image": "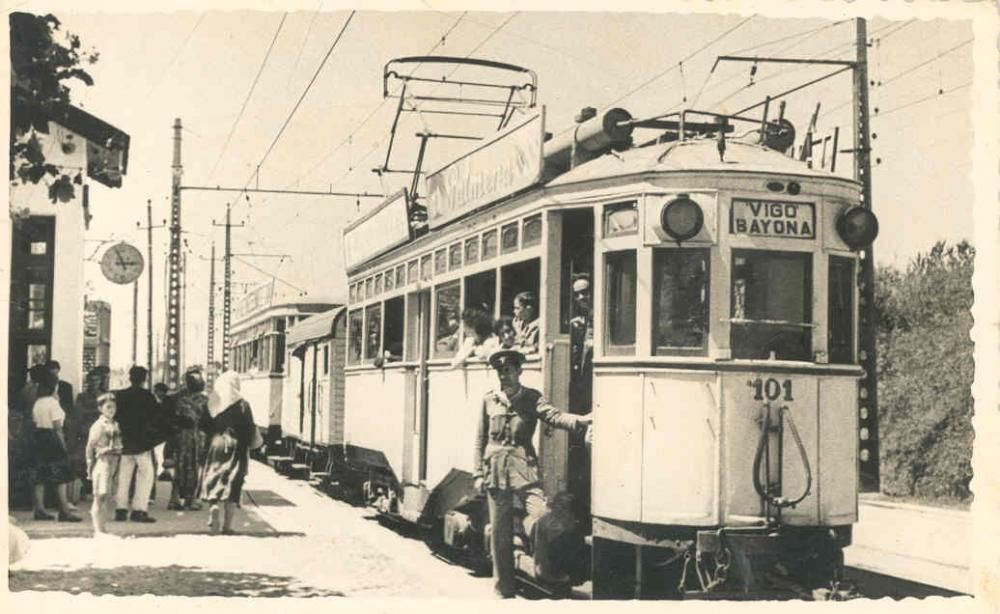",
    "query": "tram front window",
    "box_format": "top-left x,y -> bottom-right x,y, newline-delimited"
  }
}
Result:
731,250 -> 812,361
605,250 -> 637,354
653,249 -> 709,356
